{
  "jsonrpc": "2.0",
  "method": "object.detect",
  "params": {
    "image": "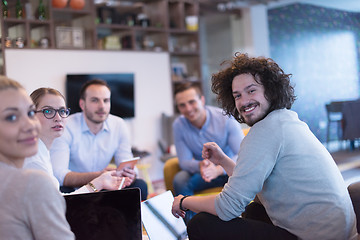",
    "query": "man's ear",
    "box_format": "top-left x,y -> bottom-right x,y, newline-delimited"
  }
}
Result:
79,98 -> 85,111
201,95 -> 205,106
